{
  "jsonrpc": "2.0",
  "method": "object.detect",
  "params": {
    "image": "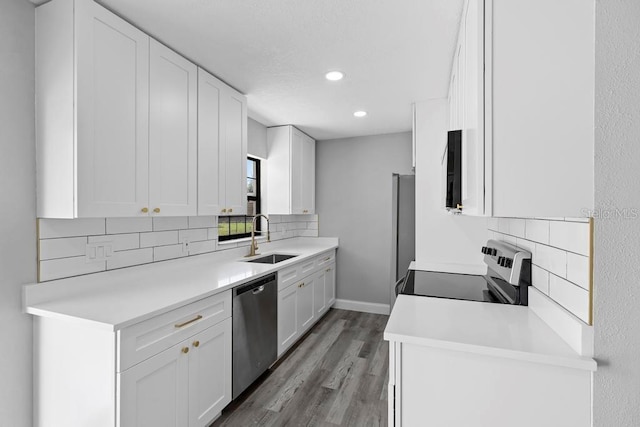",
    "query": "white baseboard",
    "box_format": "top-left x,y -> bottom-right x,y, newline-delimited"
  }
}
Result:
333,299 -> 390,315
